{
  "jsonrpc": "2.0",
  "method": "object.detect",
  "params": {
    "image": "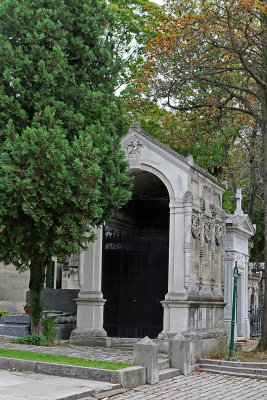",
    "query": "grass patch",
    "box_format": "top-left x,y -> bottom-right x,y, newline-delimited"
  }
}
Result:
210,347 -> 267,362
234,349 -> 267,363
0,348 -> 132,370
